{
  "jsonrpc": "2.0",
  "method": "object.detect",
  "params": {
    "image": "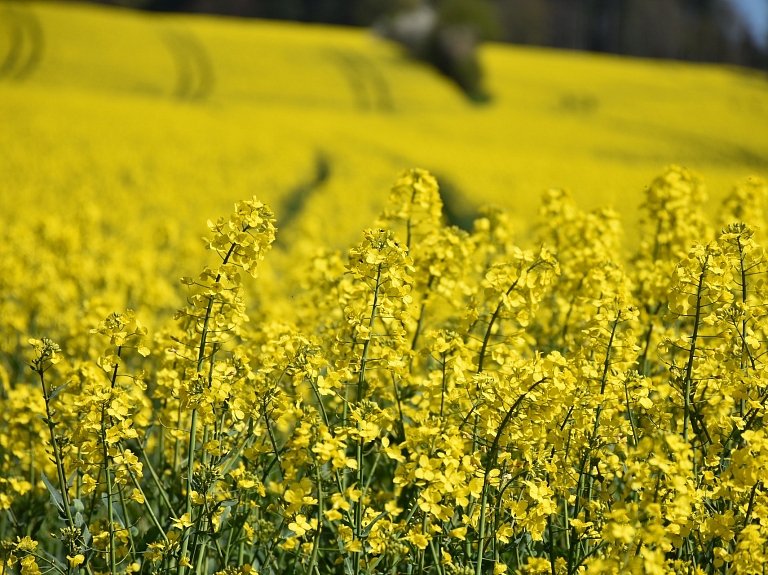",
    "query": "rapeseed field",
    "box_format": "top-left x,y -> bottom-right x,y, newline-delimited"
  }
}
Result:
2,2 -> 768,574
2,1 -> 767,245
